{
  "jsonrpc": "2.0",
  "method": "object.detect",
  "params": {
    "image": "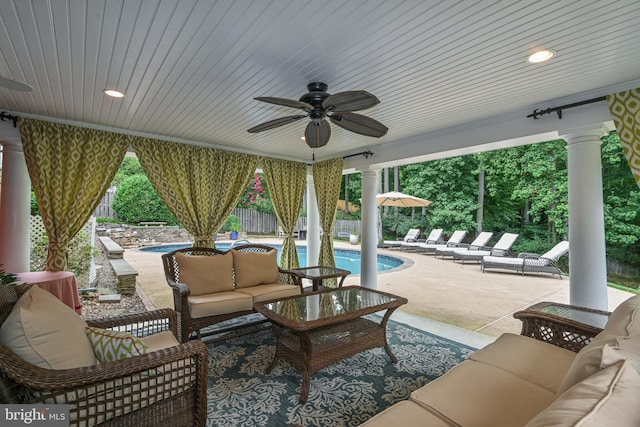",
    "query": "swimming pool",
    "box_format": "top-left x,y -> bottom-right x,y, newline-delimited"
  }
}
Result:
140,243 -> 404,274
